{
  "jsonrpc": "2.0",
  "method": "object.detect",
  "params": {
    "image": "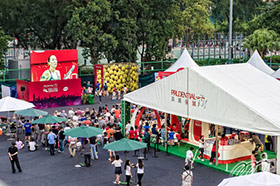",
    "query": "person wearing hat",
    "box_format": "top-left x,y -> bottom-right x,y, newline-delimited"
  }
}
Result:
181,165 -> 193,186
8,141 -> 22,173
